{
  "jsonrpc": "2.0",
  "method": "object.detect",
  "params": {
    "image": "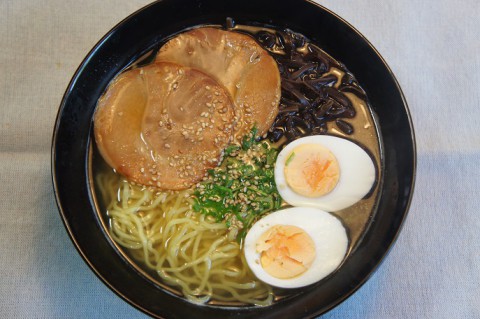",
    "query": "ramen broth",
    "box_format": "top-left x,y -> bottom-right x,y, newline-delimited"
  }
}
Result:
92,23 -> 383,306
